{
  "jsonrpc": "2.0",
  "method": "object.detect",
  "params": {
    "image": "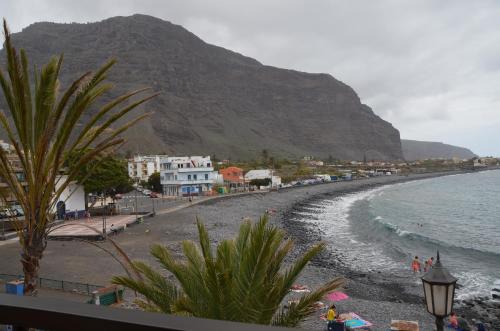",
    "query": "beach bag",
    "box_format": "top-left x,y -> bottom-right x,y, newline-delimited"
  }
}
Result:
328,321 -> 346,331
